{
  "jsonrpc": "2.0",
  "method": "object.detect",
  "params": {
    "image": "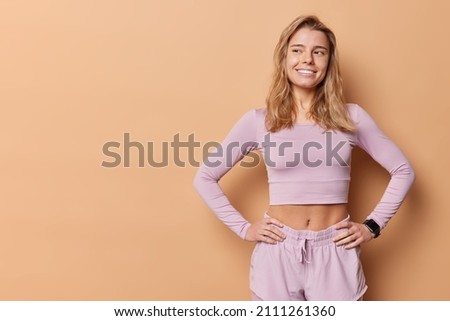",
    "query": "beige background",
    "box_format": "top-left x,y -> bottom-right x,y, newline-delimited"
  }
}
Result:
0,0 -> 449,300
